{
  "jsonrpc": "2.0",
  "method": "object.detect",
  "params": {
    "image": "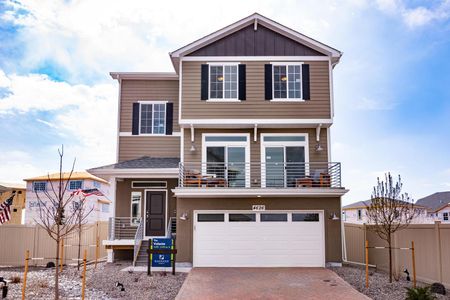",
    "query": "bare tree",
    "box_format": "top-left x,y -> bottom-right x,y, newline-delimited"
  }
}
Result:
34,146 -> 93,300
73,194 -> 94,271
365,173 -> 420,283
